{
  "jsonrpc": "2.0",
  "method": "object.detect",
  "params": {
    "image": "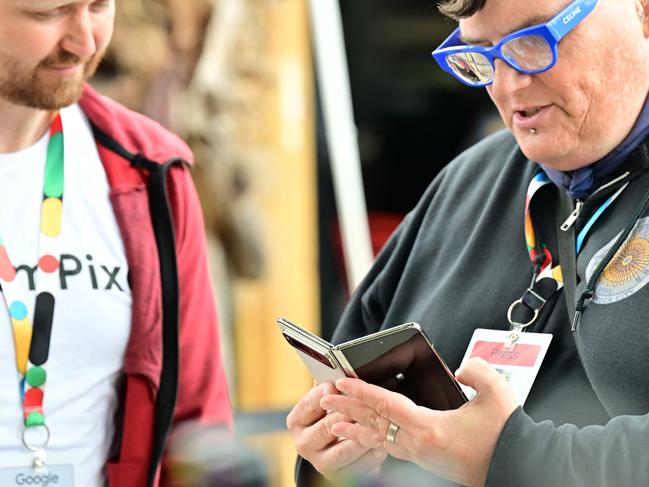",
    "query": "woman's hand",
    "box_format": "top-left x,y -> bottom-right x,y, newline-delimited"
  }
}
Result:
320,357 -> 518,487
286,382 -> 388,480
